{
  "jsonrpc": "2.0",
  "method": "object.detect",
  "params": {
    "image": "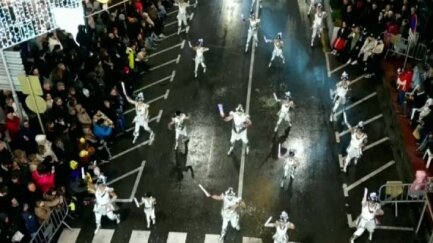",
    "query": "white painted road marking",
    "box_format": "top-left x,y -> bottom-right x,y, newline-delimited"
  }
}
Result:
330,63 -> 349,75
129,161 -> 146,200
58,228 -> 80,243
204,234 -> 220,243
335,131 -> 340,143
349,75 -> 366,86
242,237 -> 262,243
363,137 -> 389,152
129,230 -> 151,243
149,55 -> 181,71
324,51 -> 331,77
338,154 -> 344,168
344,160 -> 395,194
165,20 -> 178,27
238,0 -> 260,198
335,92 -> 377,116
167,9 -> 179,16
376,225 -> 414,231
148,41 -> 185,58
110,140 -> 150,160
165,28 -> 187,38
347,214 -> 355,227
92,229 -> 114,243
107,165 -> 141,186
166,232 -> 187,243
339,114 -> 383,136
134,72 -> 175,93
